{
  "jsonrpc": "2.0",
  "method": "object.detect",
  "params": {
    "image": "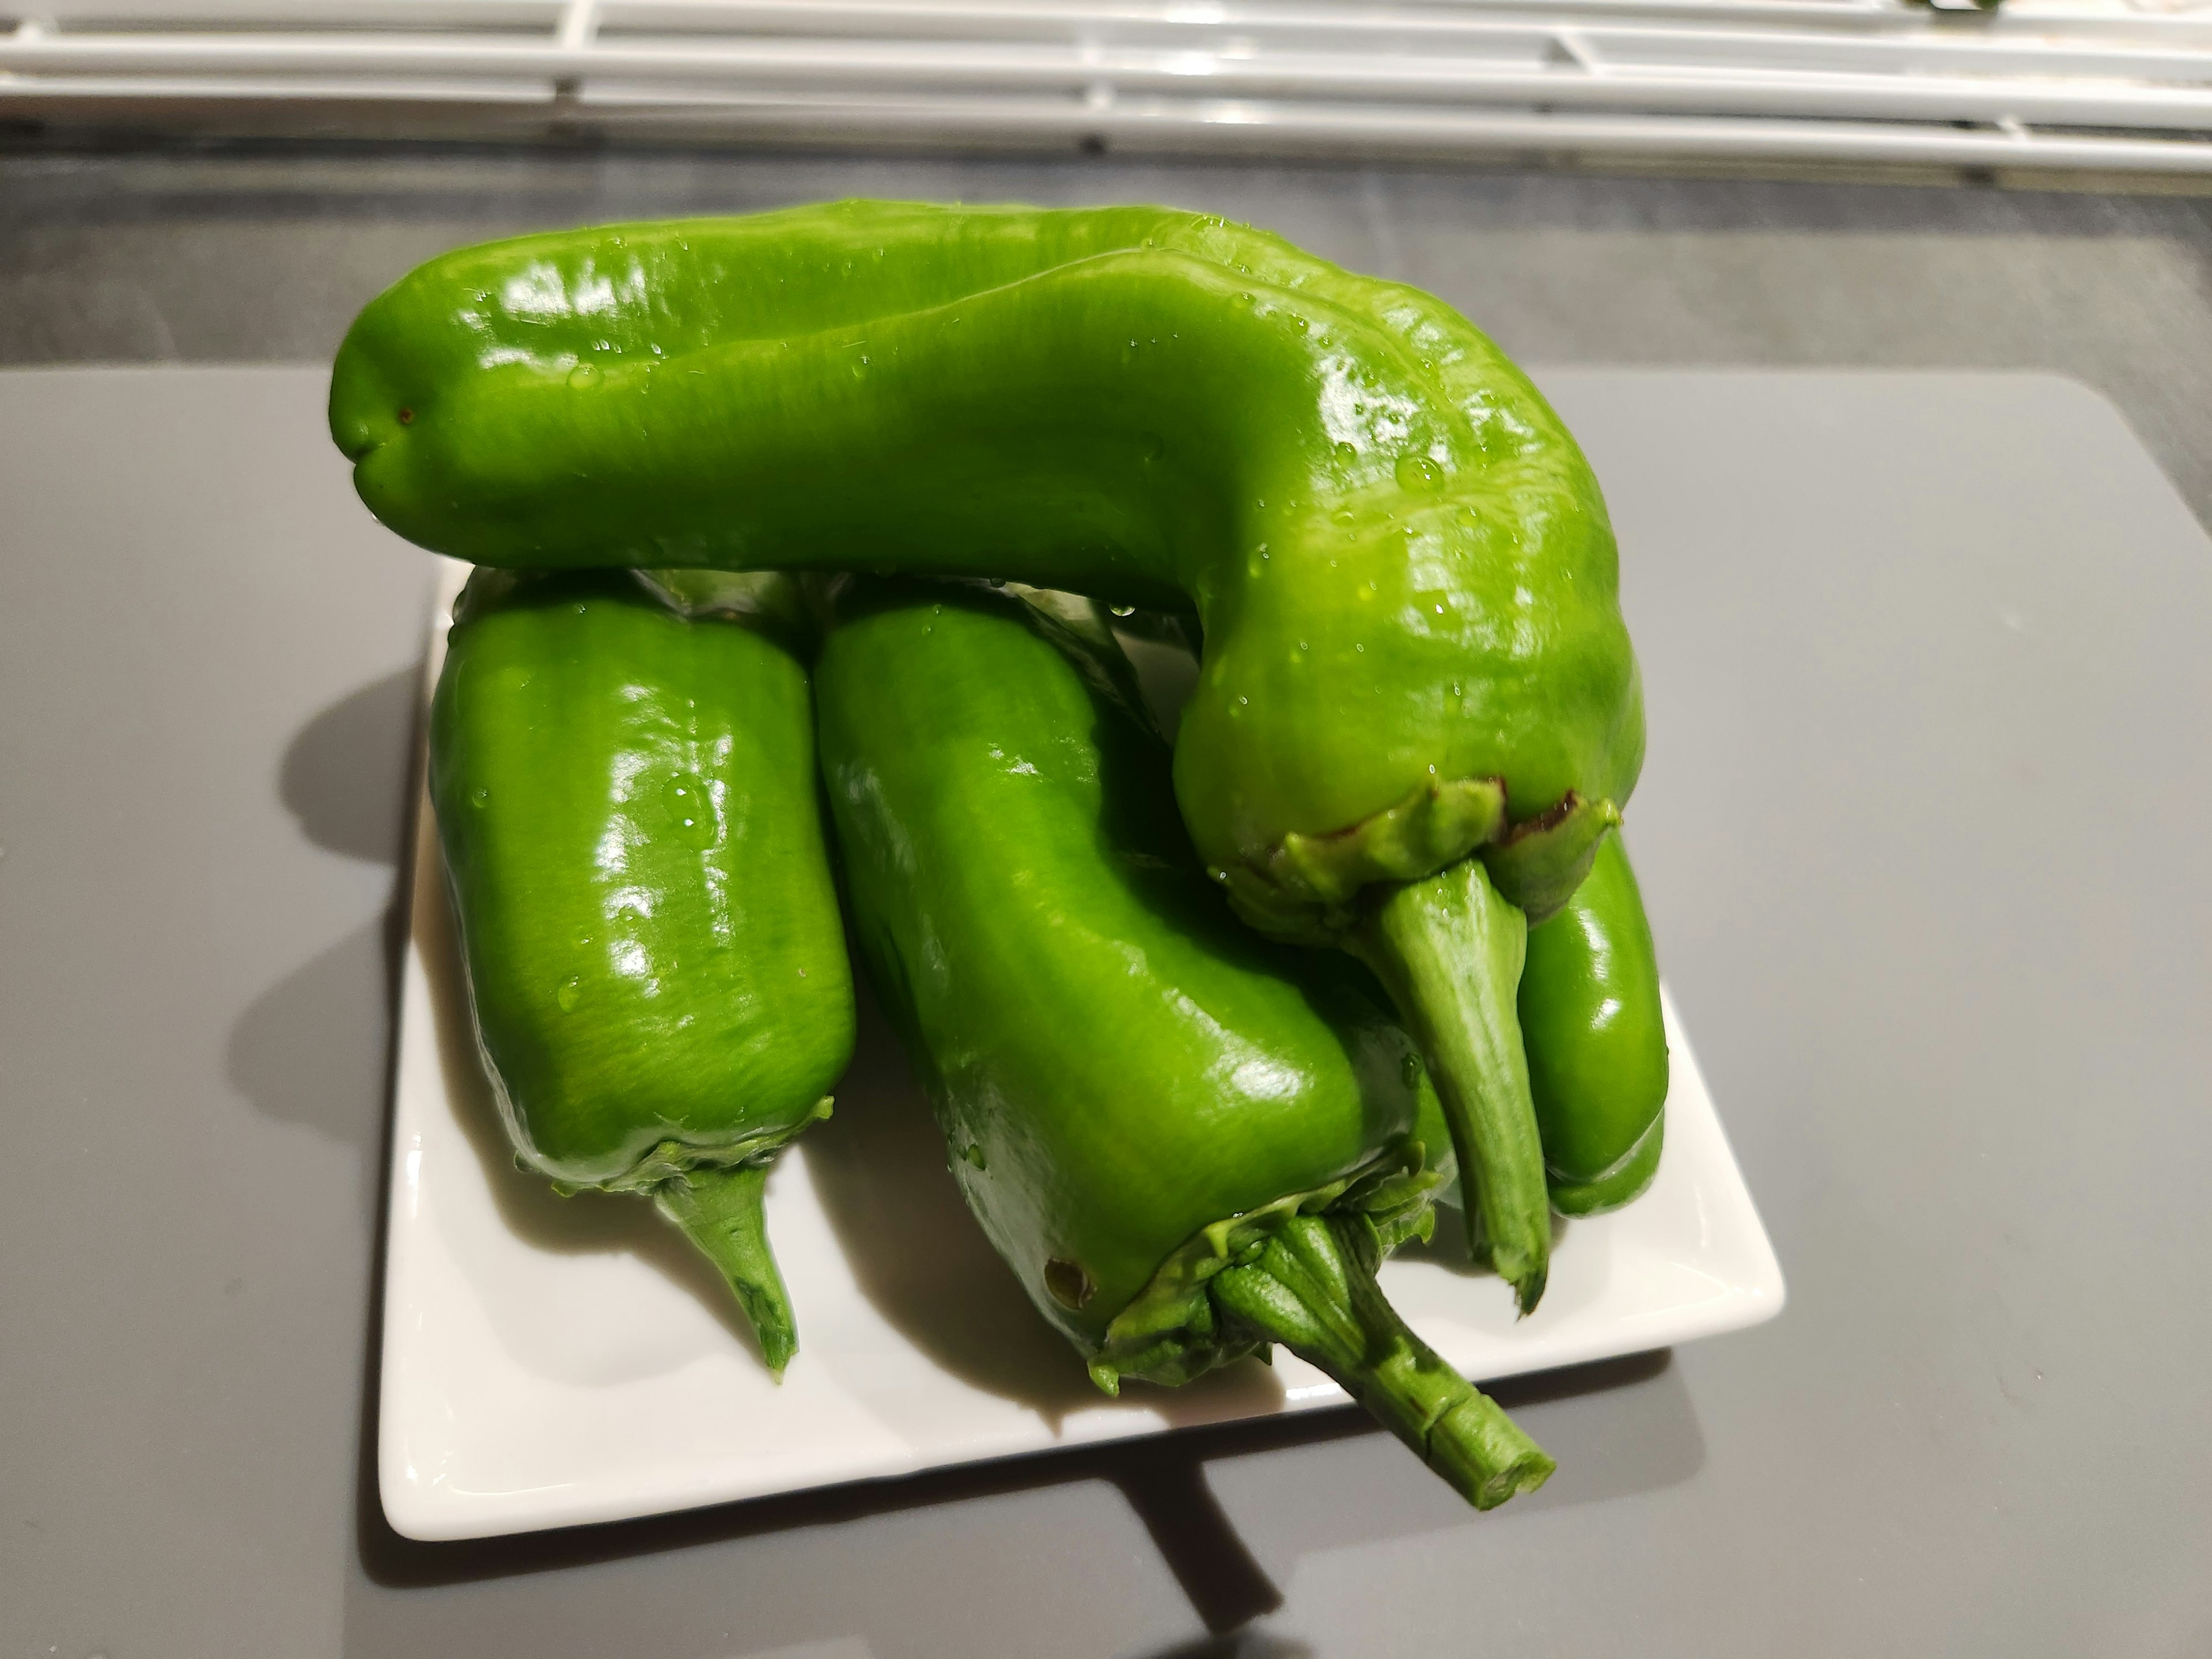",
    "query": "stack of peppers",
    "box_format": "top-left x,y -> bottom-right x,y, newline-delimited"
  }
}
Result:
335,202 -> 1669,1511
